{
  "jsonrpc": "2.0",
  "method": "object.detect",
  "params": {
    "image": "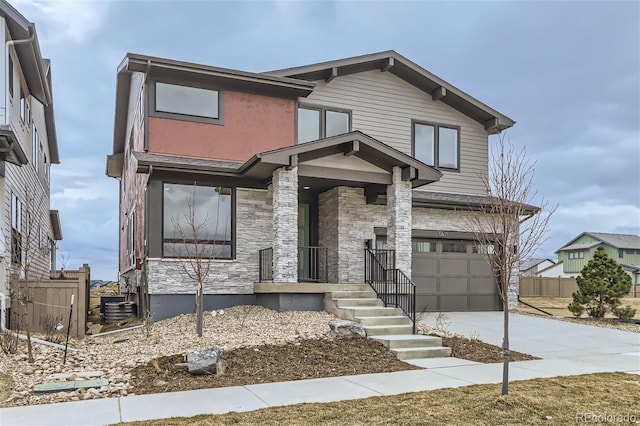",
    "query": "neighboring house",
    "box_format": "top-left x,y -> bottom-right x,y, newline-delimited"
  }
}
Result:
555,232 -> 640,283
107,50 -> 518,321
0,1 -> 62,320
519,258 -> 555,277
535,261 -> 575,278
